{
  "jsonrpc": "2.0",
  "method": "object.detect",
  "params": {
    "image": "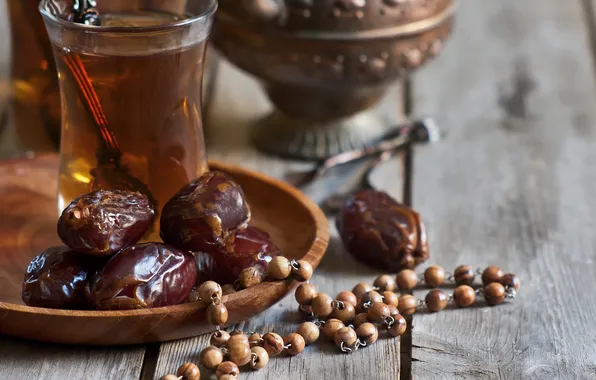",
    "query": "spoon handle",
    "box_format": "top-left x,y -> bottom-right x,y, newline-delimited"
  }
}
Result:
315,121 -> 416,178
60,51 -> 121,158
